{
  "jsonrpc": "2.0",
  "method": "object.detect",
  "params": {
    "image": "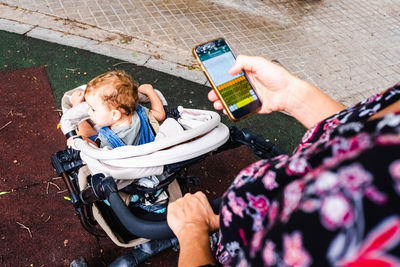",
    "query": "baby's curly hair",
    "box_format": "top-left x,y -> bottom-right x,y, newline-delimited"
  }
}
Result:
85,70 -> 139,115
